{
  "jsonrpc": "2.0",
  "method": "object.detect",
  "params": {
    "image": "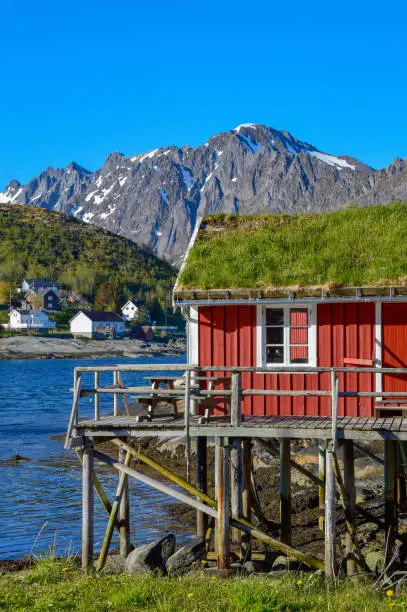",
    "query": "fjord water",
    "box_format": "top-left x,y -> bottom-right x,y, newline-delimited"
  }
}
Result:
0,355 -> 188,560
